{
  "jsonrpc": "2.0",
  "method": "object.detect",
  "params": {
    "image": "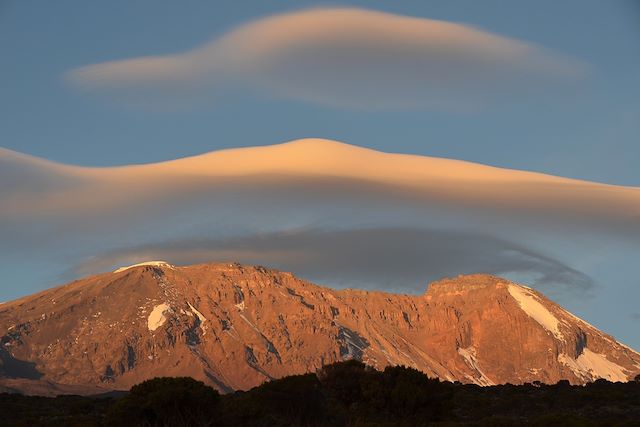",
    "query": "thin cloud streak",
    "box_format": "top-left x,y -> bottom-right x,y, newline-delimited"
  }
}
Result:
66,8 -> 587,110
